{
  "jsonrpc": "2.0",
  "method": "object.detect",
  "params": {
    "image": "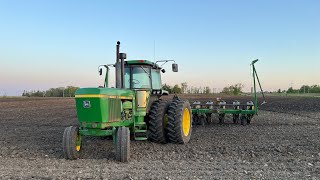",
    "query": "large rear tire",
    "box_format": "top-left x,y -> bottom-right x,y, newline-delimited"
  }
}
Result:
148,100 -> 170,143
116,126 -> 130,162
167,99 -> 192,144
62,126 -> 81,160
